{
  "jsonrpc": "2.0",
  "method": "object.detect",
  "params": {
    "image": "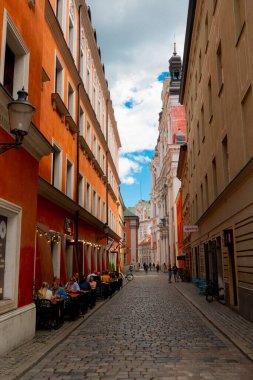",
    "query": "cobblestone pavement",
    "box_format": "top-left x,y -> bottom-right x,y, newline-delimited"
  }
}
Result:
18,273 -> 253,380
